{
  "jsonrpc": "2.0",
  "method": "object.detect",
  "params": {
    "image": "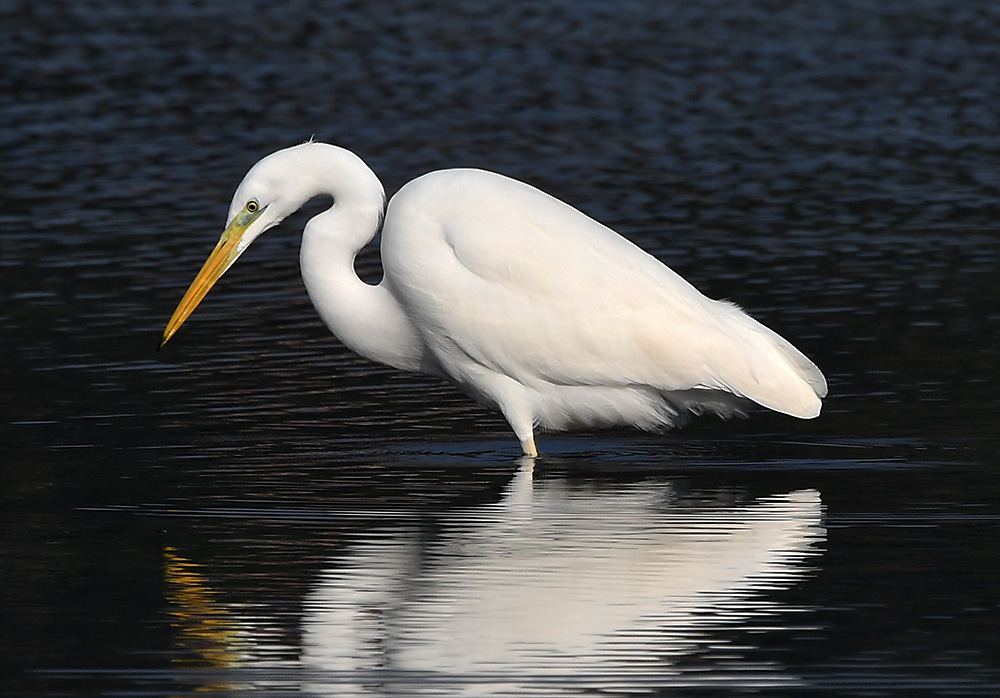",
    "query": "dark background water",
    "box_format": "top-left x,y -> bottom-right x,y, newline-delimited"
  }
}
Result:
2,0 -> 998,695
